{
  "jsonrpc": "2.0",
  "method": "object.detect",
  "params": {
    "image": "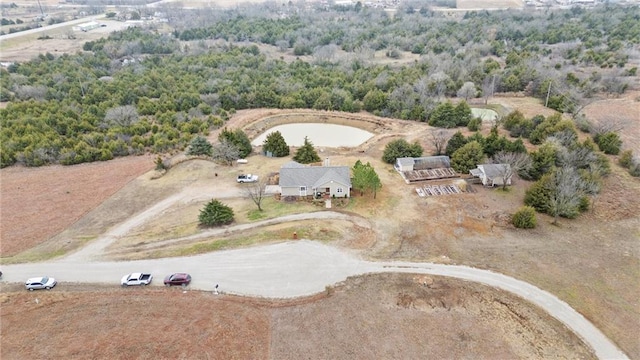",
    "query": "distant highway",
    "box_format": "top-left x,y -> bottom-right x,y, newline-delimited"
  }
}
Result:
0,15 -> 106,41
